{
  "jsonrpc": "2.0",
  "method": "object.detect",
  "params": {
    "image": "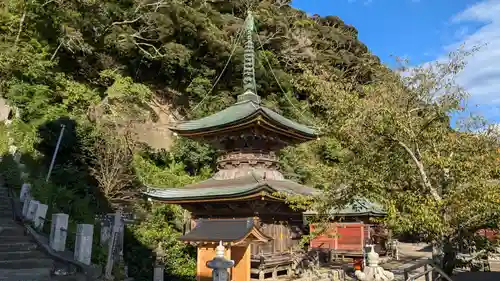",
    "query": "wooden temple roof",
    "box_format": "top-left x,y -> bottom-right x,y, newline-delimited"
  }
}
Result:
168,97 -> 319,141
143,174 -> 319,203
179,218 -> 271,244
